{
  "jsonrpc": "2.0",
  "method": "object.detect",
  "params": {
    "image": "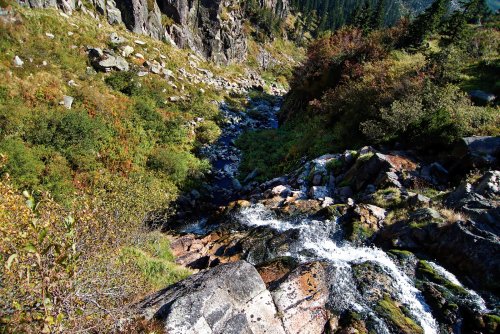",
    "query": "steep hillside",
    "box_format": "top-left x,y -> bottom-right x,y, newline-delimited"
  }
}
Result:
15,0 -> 293,64
237,1 -> 499,181
0,3 -> 303,332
